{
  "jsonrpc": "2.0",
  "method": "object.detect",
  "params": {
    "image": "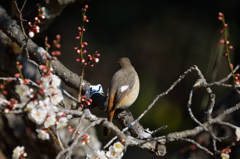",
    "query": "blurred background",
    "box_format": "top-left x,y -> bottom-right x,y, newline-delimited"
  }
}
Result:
1,0 -> 240,158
